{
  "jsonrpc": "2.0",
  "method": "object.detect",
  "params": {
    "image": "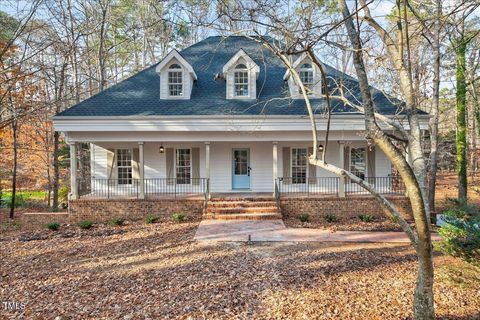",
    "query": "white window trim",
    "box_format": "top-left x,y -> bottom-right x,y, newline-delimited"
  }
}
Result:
291,147 -> 308,185
233,68 -> 250,98
174,147 -> 192,185
116,148 -> 133,185
298,64 -> 314,95
349,146 -> 367,179
167,64 -> 184,98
